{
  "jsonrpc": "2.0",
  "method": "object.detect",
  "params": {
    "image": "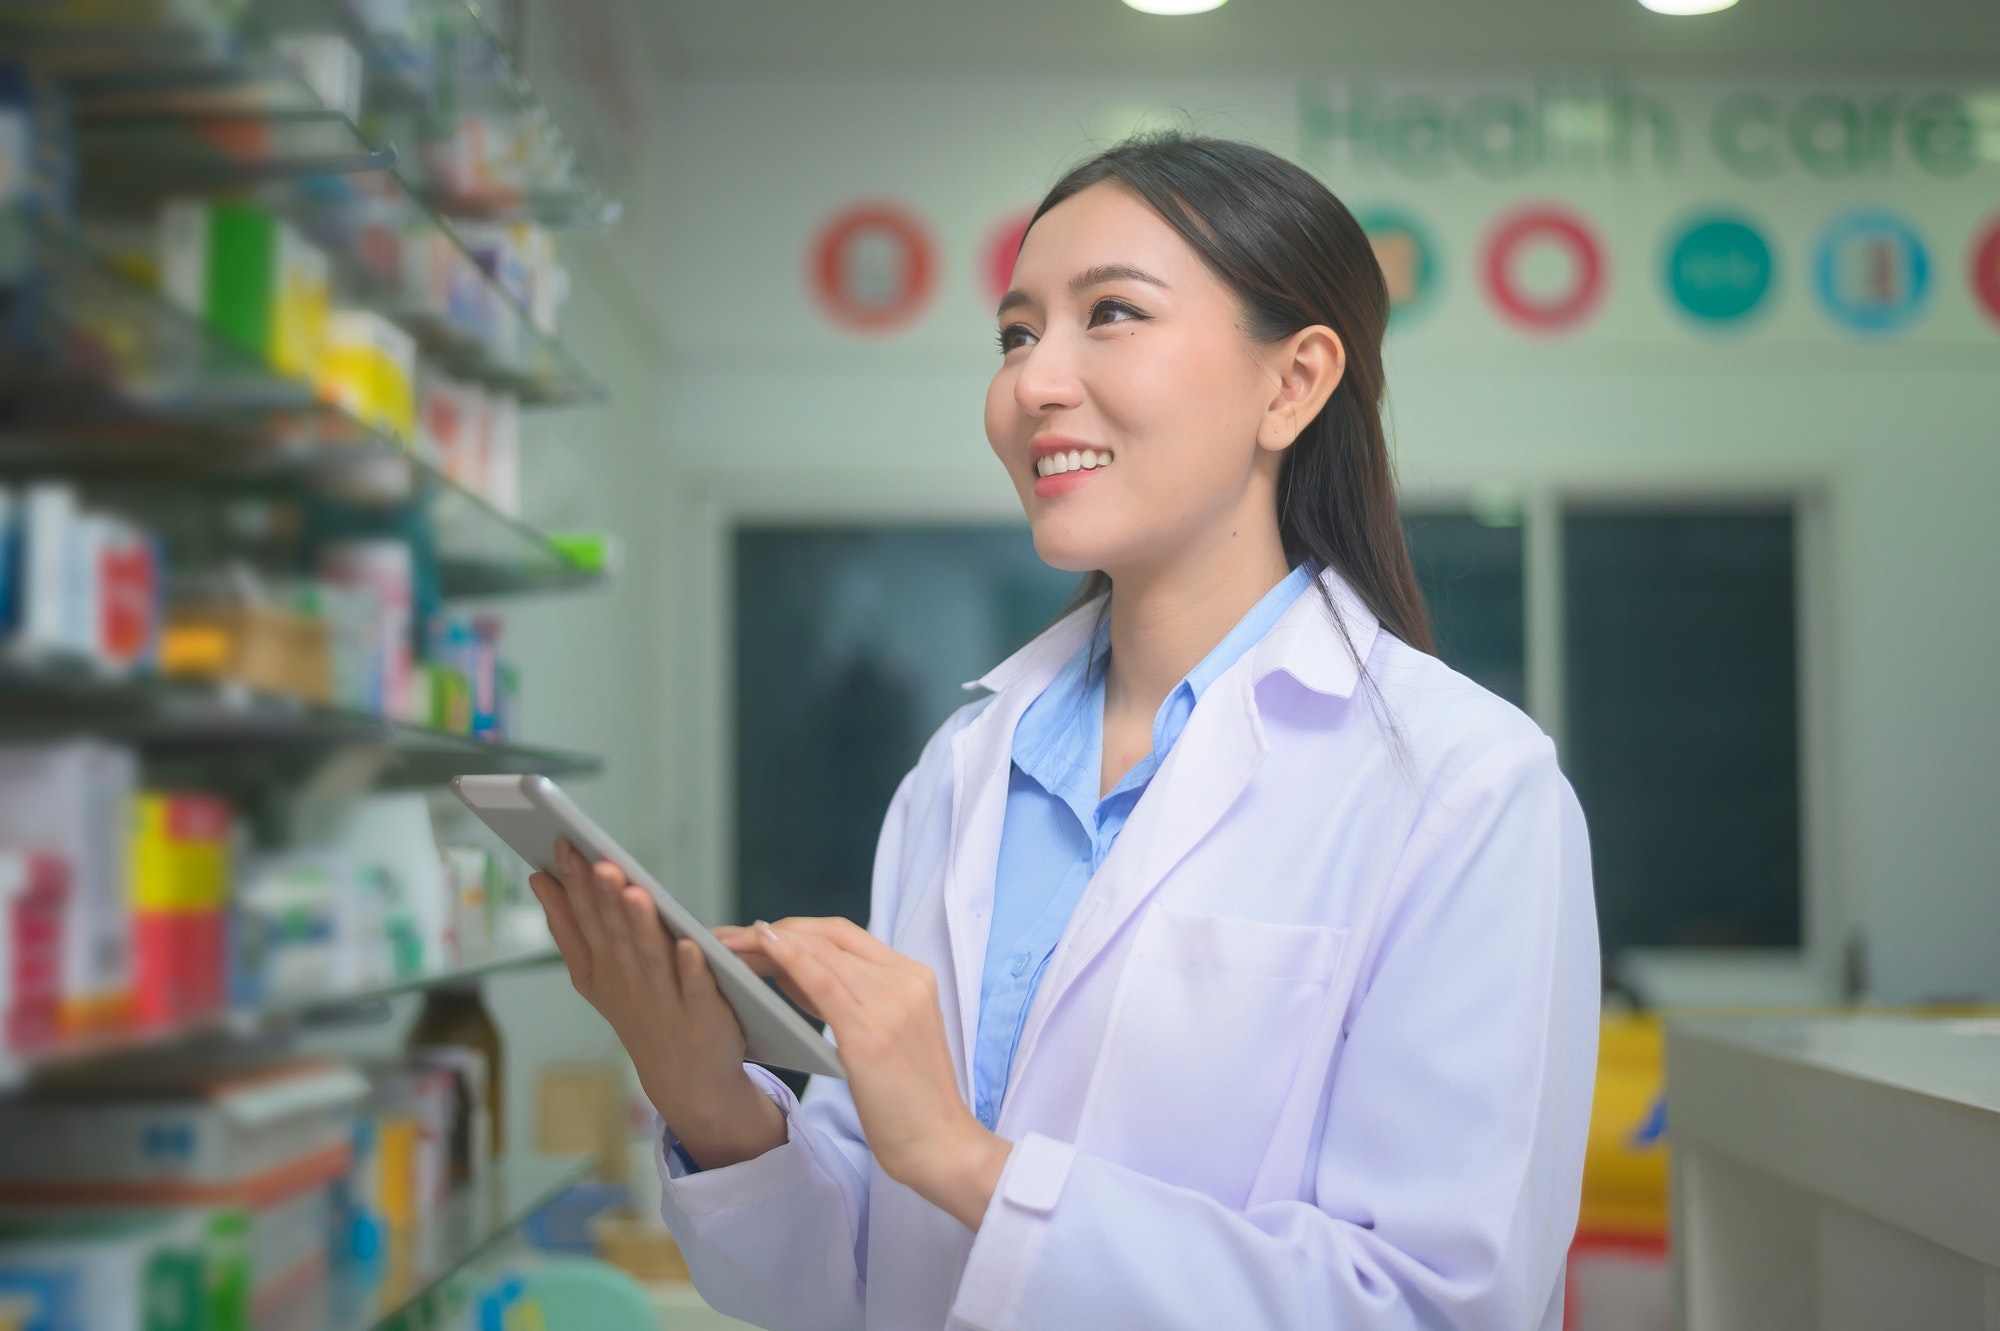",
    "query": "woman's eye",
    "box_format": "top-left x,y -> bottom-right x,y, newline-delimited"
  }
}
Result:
1088,298 -> 1143,328
997,324 -> 1035,353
